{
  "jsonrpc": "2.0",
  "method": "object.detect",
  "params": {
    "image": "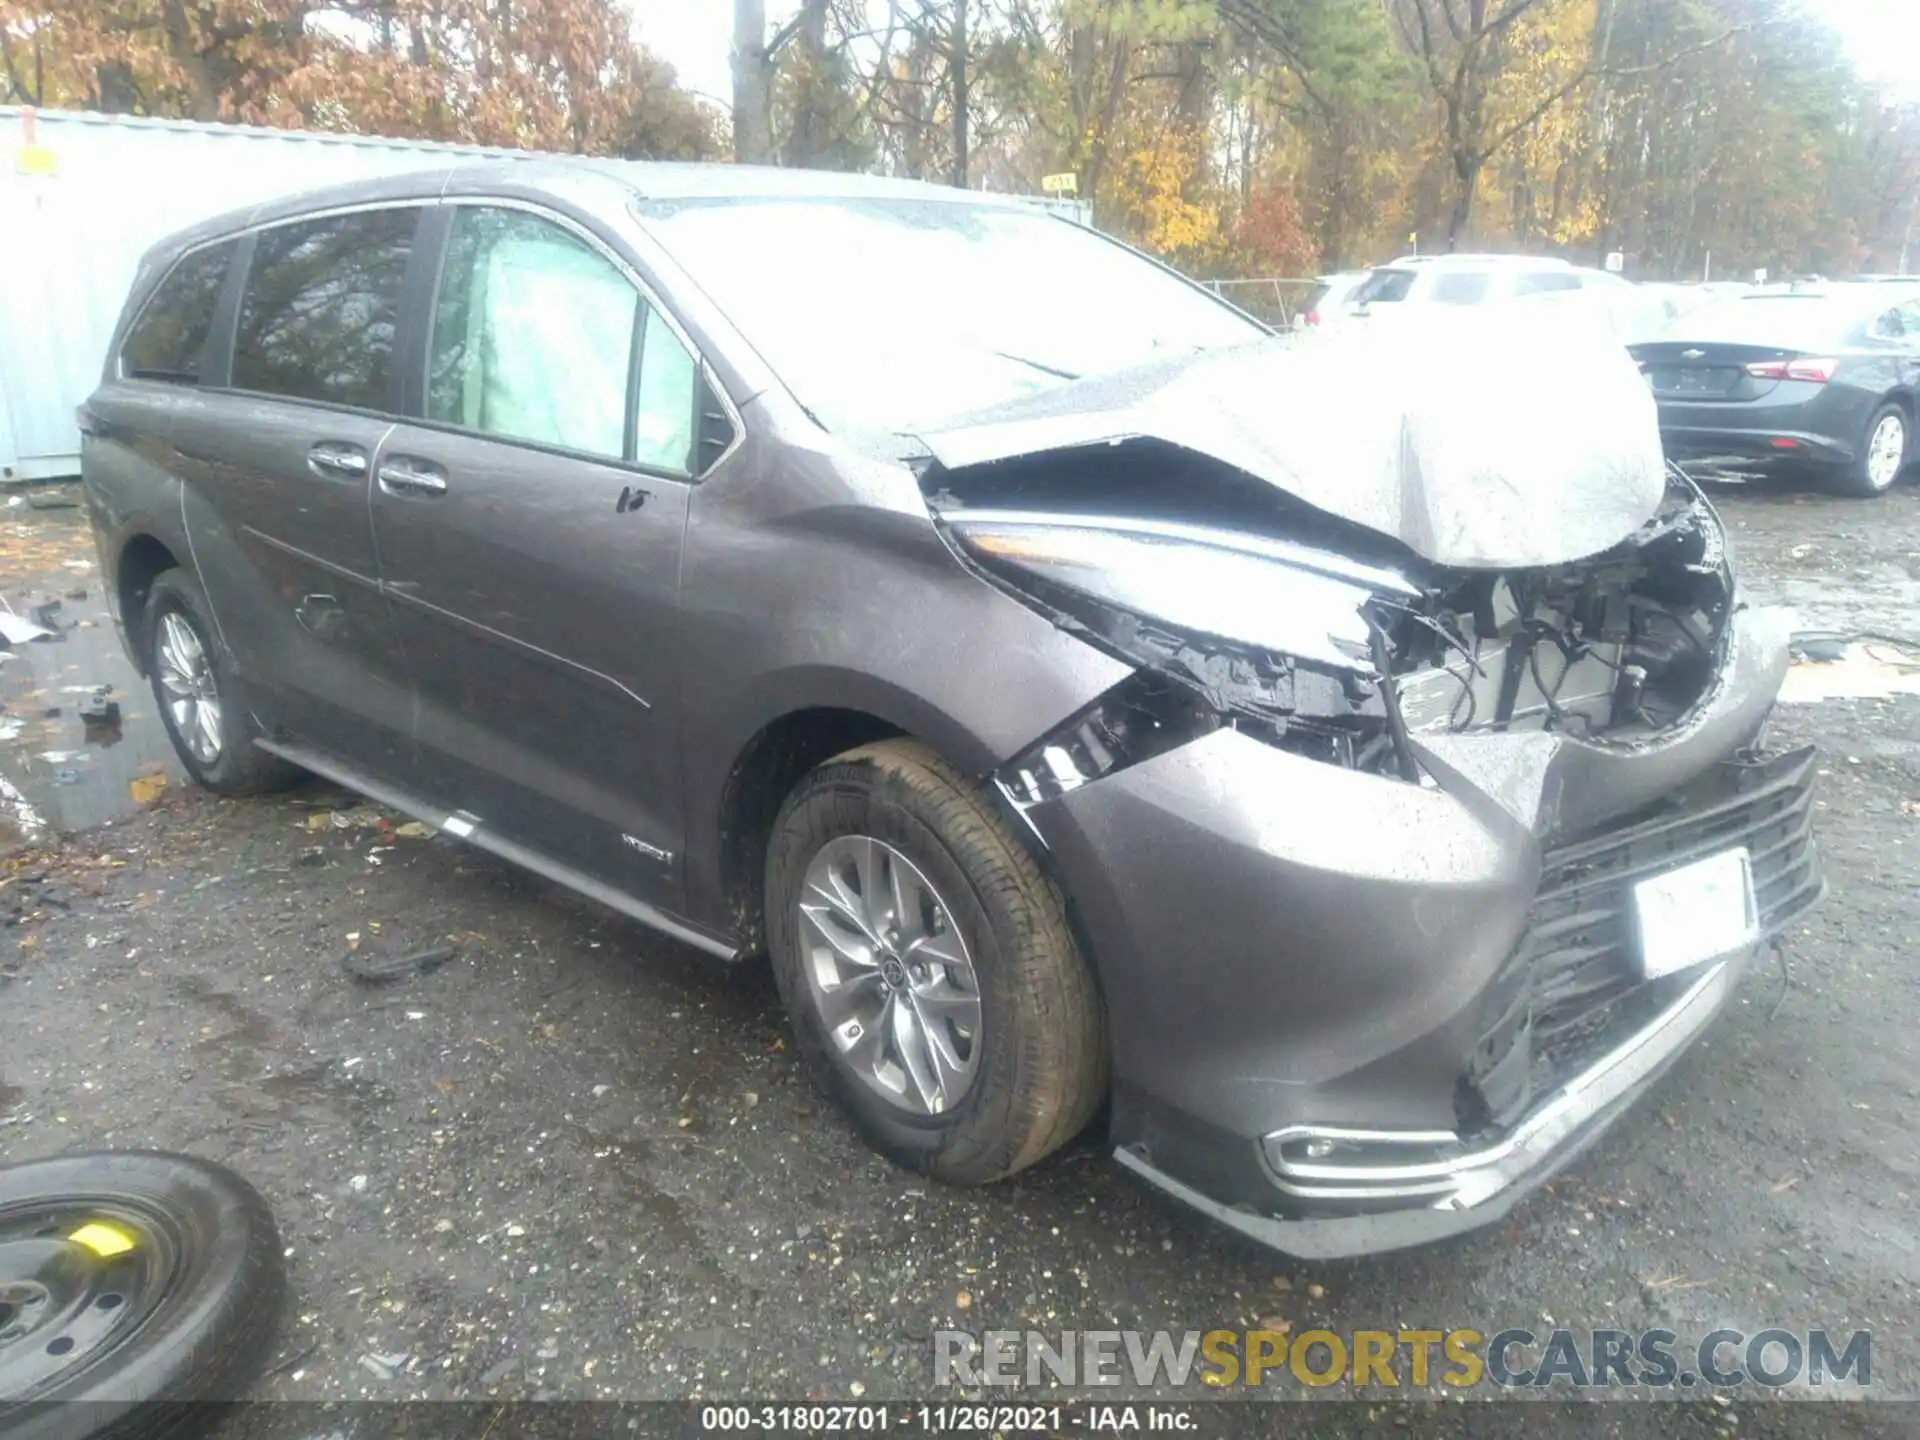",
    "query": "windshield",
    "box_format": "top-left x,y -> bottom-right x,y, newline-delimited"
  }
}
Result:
634,197 -> 1265,432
